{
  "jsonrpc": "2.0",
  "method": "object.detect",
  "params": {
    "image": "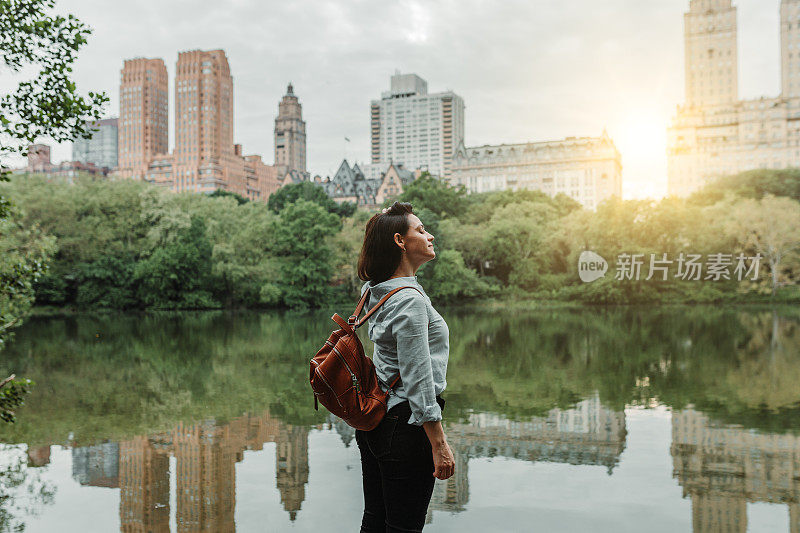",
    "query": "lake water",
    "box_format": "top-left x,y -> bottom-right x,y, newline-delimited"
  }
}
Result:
0,305 -> 799,532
